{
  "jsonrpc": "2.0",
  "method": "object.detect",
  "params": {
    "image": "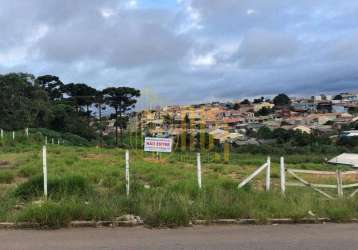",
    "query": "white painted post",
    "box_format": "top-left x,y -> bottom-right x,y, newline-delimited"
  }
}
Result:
266,156 -> 271,191
280,156 -> 285,195
25,128 -> 29,137
197,153 -> 202,189
0,129 -> 3,140
336,169 -> 343,198
42,146 -> 48,199
45,136 -> 48,145
125,150 -> 130,197
12,131 -> 15,140
51,138 -> 54,144
57,139 -> 60,145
